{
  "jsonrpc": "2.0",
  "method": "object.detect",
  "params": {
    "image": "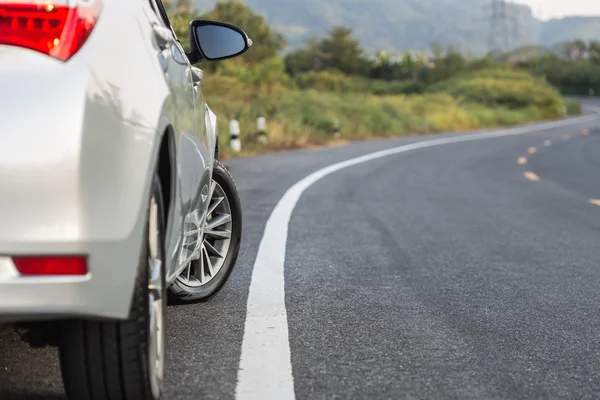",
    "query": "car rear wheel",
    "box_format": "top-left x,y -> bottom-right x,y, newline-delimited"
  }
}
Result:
58,175 -> 166,400
169,160 -> 242,302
